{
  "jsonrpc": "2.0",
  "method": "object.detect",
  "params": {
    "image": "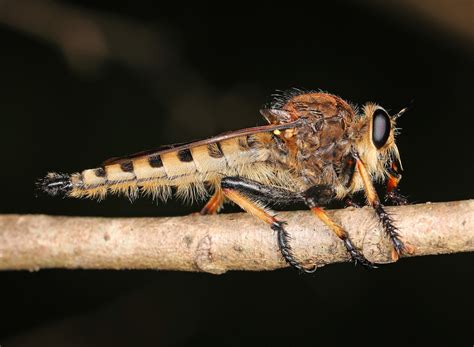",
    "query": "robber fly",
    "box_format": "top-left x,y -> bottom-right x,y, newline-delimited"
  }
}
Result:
38,89 -> 410,272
